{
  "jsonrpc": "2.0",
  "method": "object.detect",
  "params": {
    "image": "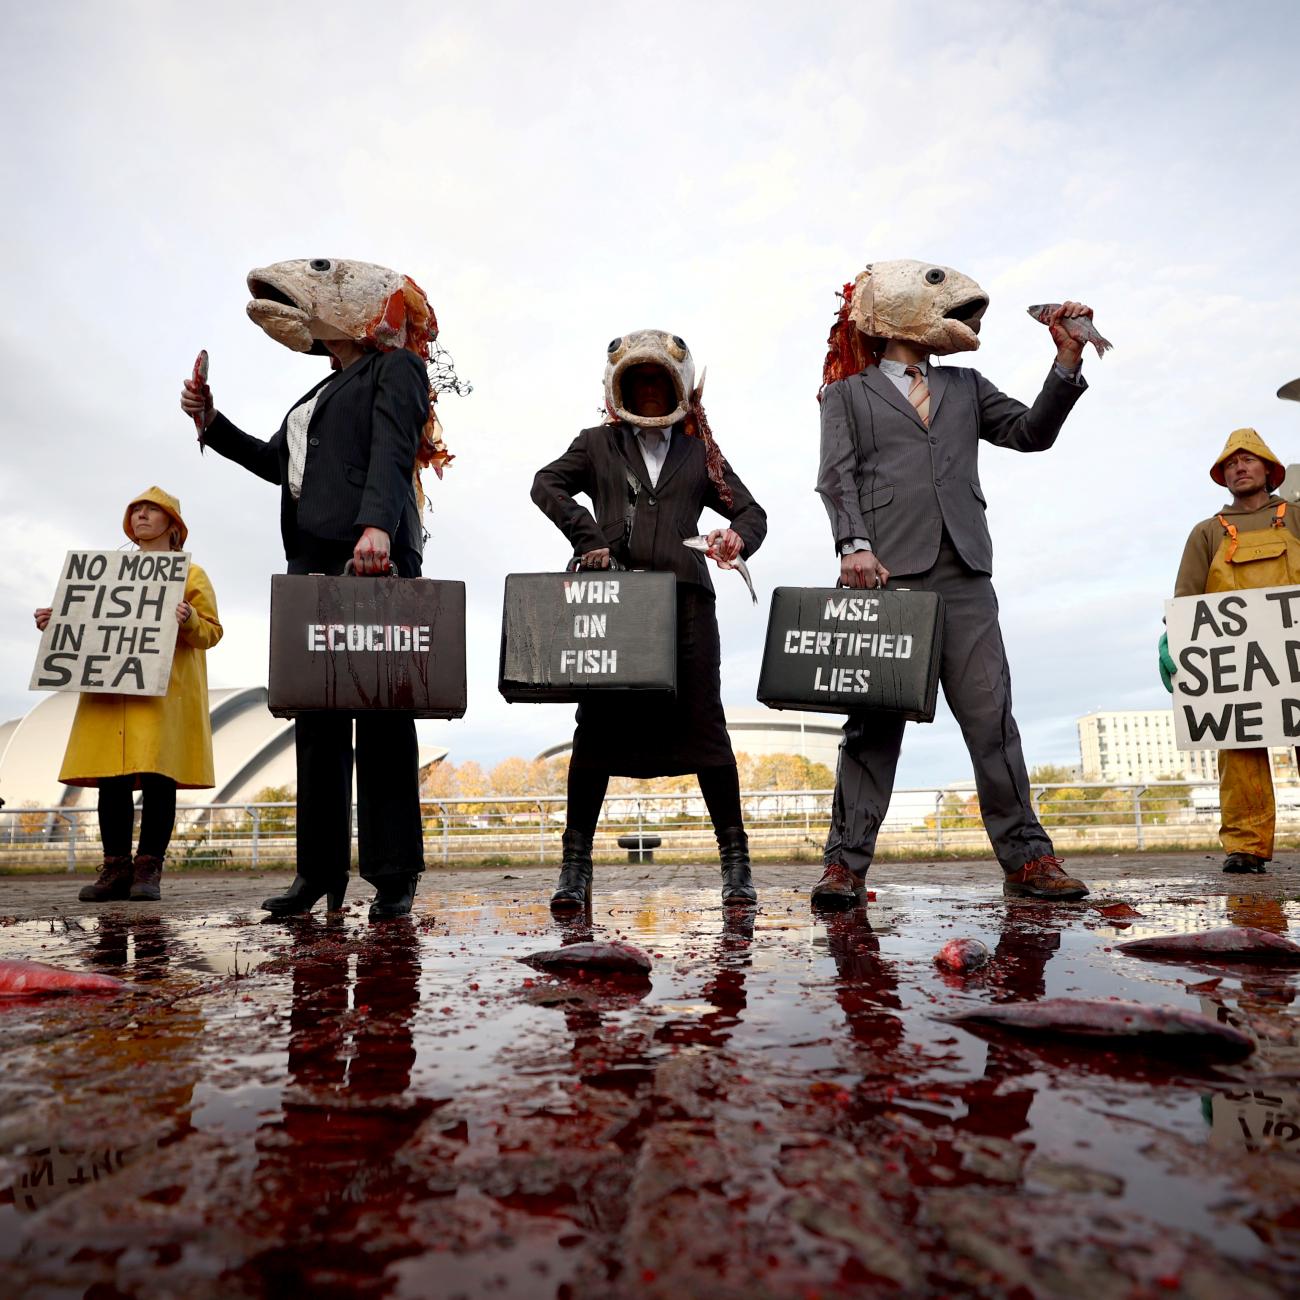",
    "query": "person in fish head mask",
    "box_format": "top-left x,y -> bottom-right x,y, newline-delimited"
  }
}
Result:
180,258 -> 453,921
1163,428 -> 1300,875
814,260 -> 1096,905
531,330 -> 768,909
